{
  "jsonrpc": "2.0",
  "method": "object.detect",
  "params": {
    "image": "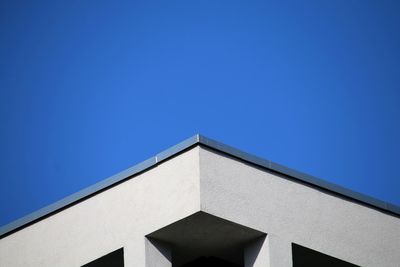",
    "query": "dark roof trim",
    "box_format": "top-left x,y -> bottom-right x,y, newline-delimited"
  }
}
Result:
1,134 -> 399,238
